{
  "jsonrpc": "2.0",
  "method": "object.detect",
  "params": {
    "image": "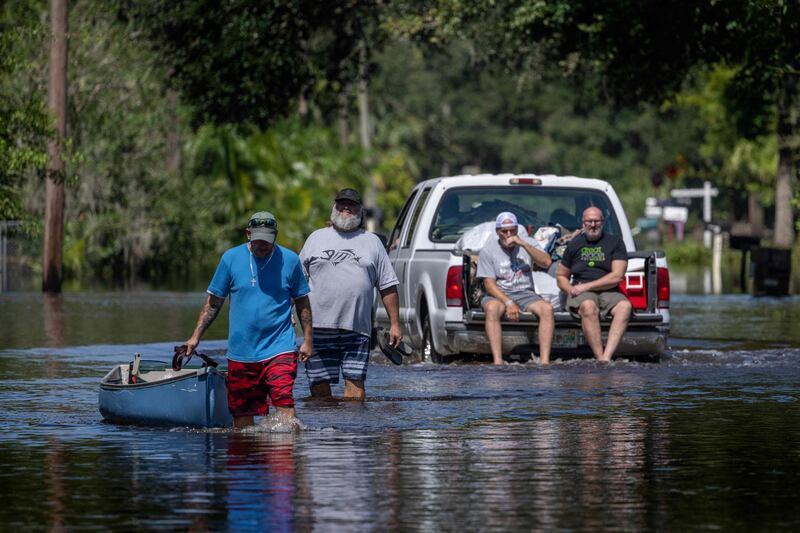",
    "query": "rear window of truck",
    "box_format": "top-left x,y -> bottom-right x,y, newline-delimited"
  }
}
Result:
429,186 -> 622,243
